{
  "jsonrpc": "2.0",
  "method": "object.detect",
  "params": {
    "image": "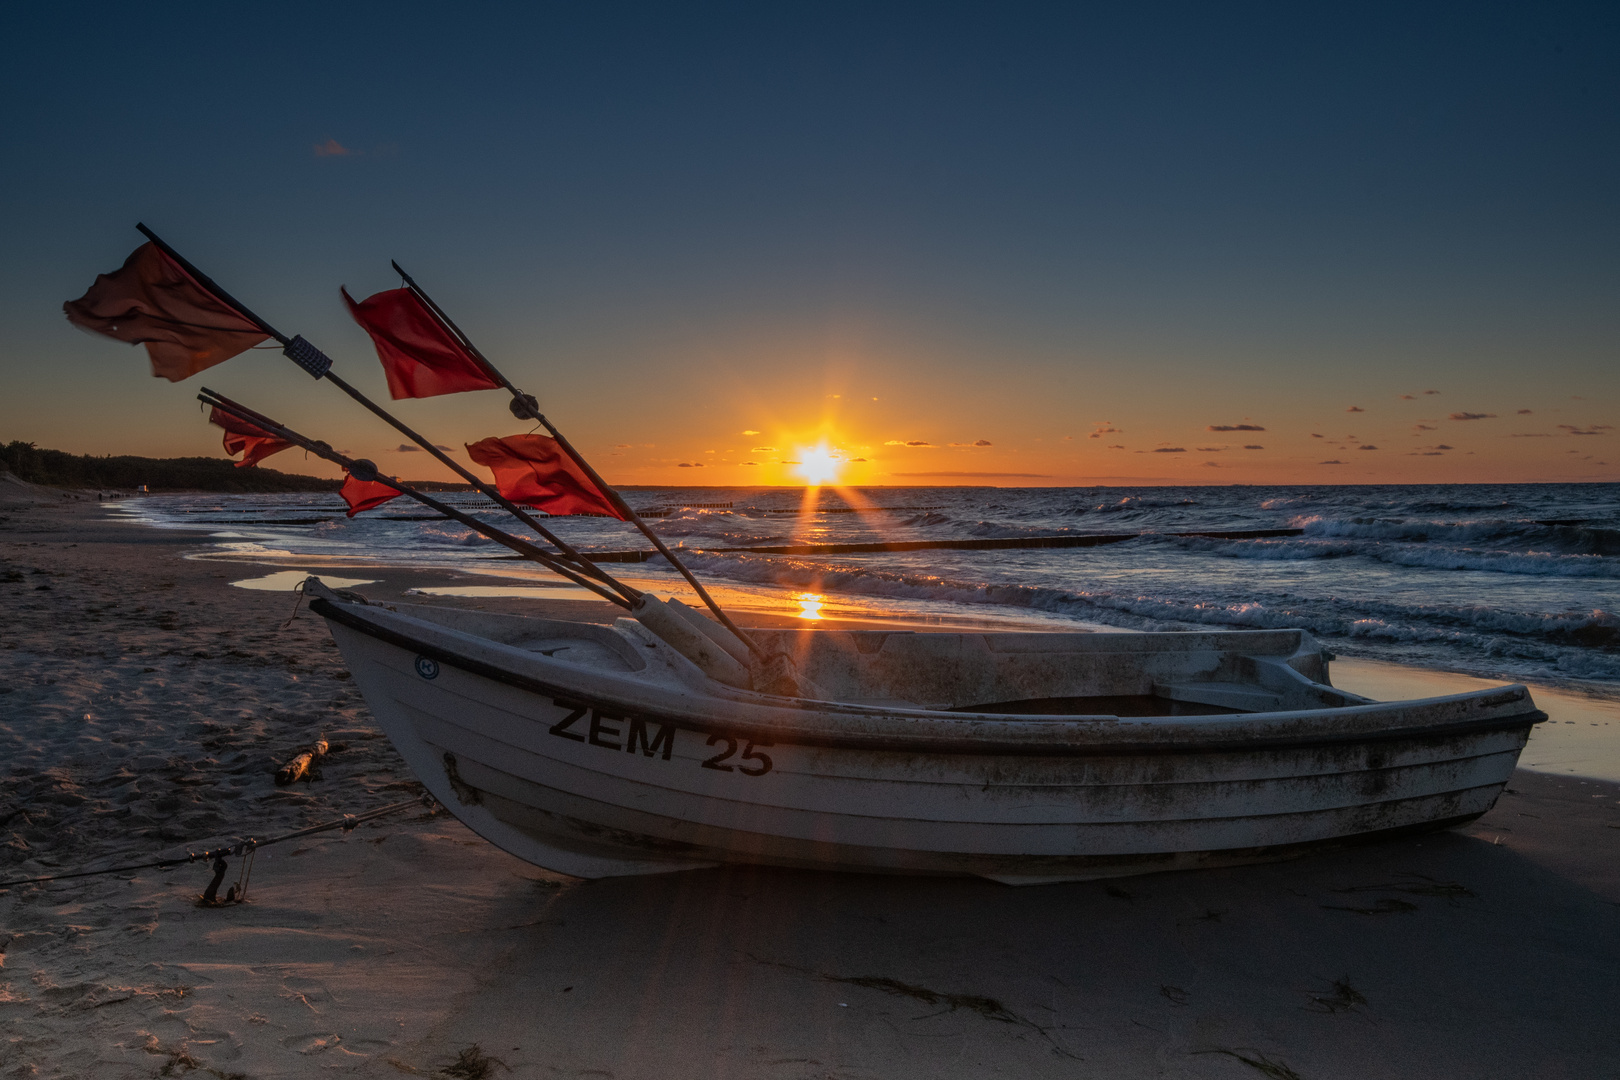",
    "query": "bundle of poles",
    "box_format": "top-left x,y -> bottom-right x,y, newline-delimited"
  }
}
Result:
68,224 -> 808,691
